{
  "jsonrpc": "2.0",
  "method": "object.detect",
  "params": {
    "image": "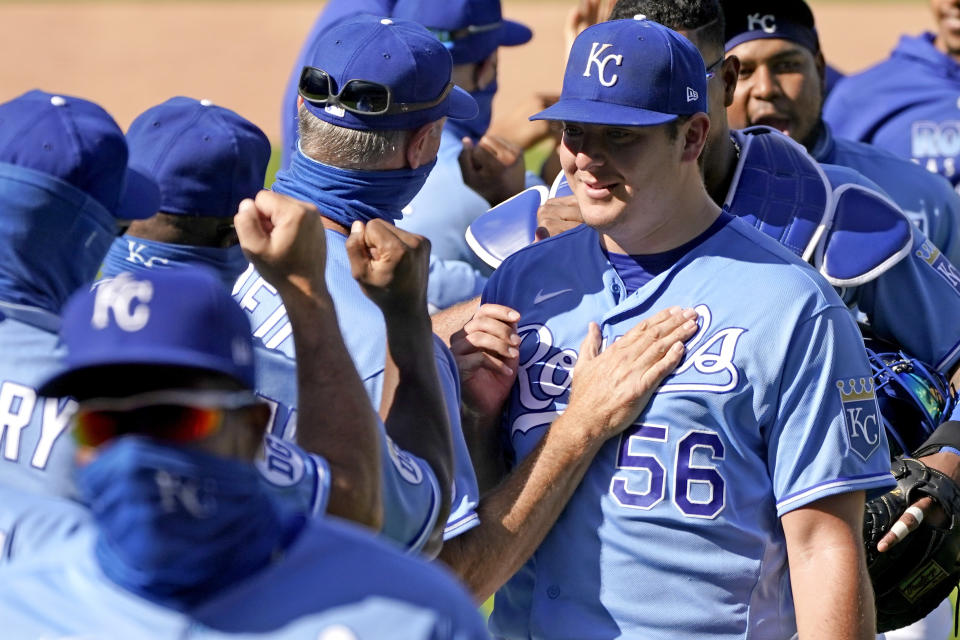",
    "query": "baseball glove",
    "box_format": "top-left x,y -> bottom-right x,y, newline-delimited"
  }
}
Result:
865,456 -> 960,632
